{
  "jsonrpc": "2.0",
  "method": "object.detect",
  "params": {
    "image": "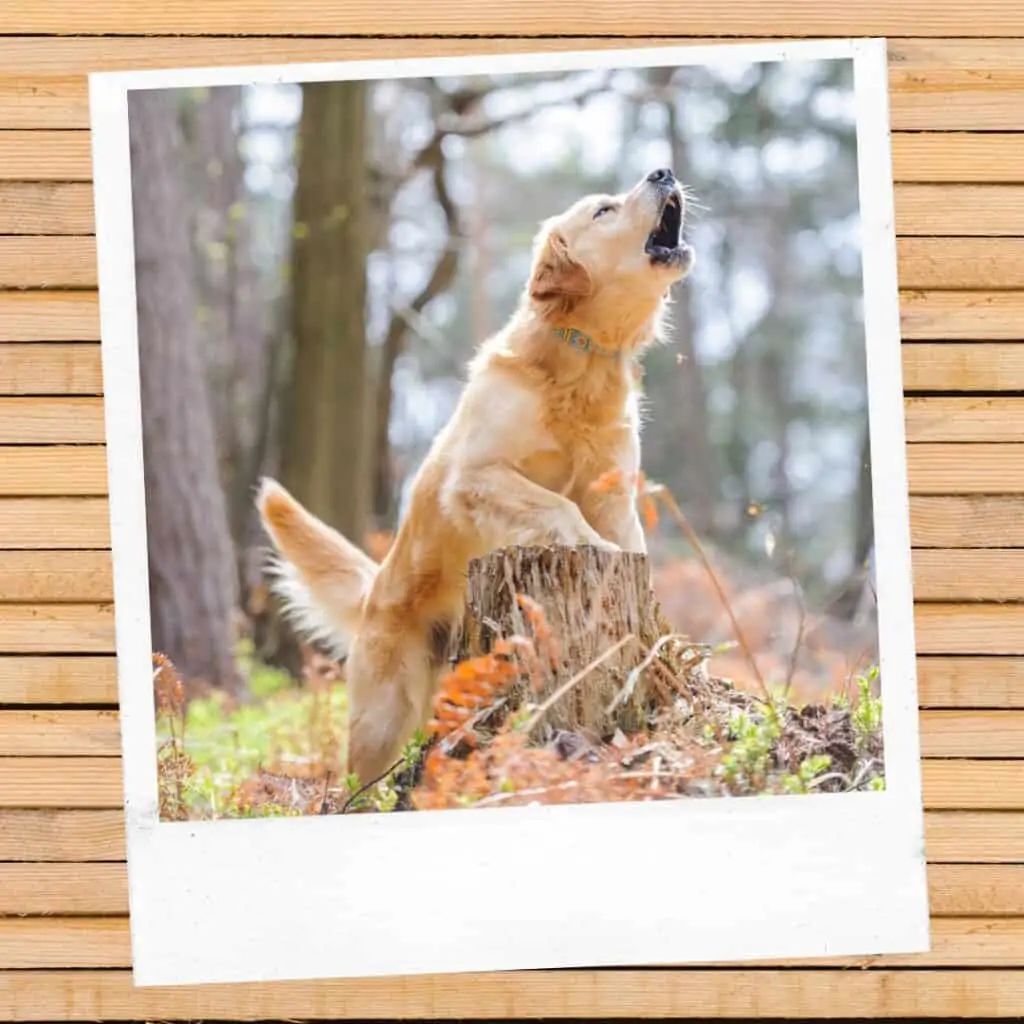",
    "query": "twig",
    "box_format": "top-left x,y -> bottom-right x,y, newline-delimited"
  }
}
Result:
317,771 -> 332,815
521,634 -> 636,736
606,632 -> 688,714
647,482 -> 770,702
783,576 -> 807,704
339,756 -> 406,814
